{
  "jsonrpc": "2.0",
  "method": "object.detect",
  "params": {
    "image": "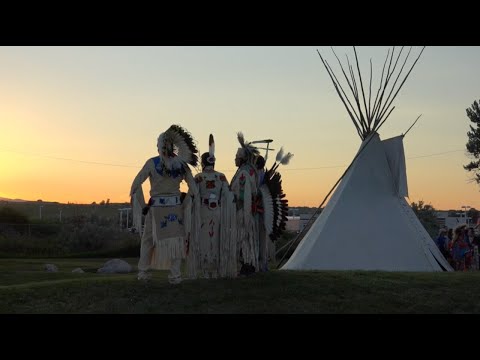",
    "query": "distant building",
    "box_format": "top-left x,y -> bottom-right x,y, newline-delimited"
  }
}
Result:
286,216 -> 300,232
286,213 -> 314,233
435,211 -> 472,229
